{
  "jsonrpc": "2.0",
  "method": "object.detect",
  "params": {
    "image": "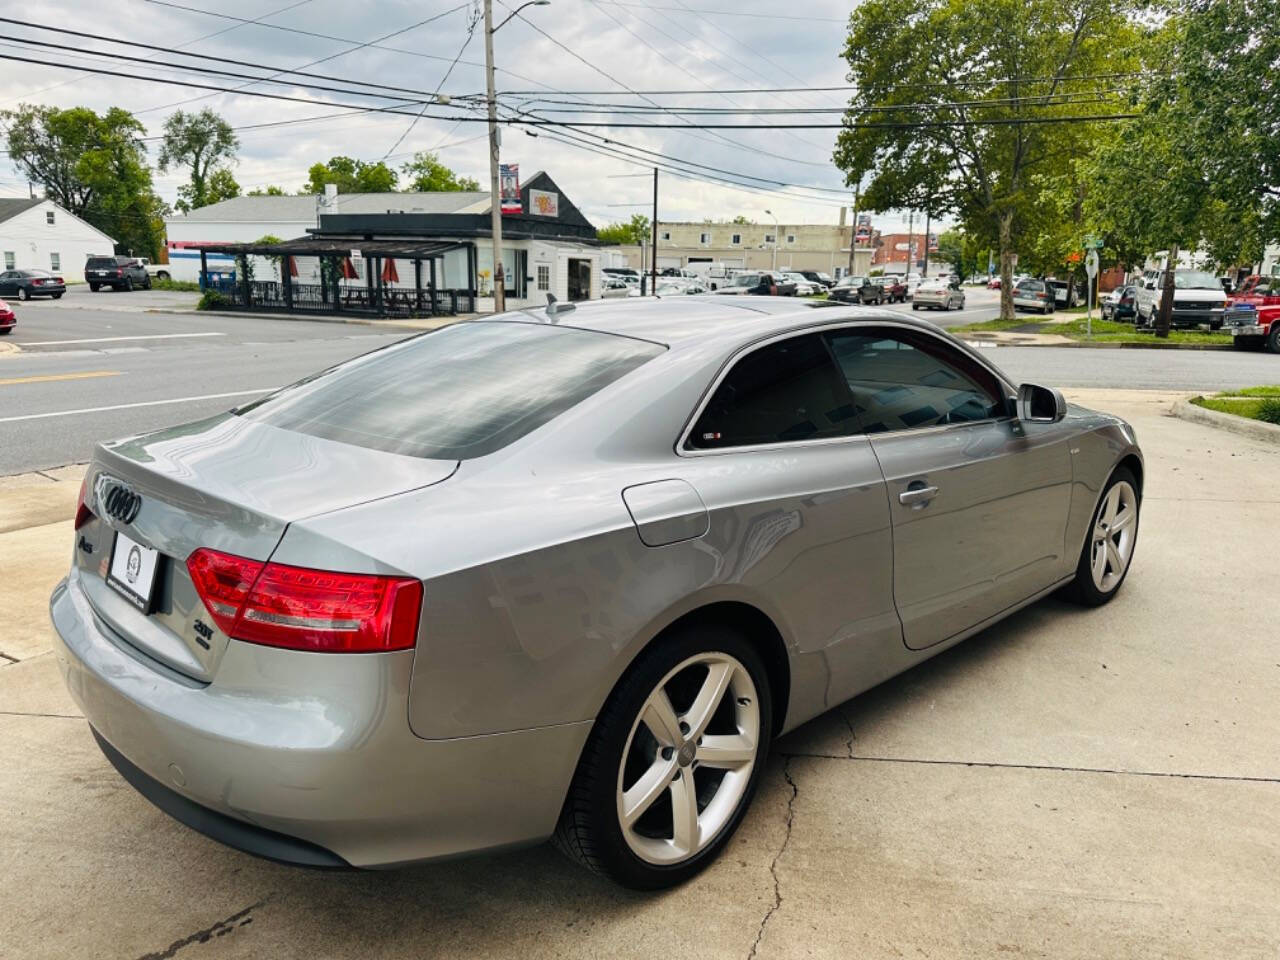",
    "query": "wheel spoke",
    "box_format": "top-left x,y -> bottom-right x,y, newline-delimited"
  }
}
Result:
621,758 -> 675,827
1092,538 -> 1108,583
696,732 -> 755,769
669,767 -> 700,855
641,689 -> 682,747
684,661 -> 734,741
1102,487 -> 1120,527
1106,540 -> 1124,577
1111,506 -> 1135,533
